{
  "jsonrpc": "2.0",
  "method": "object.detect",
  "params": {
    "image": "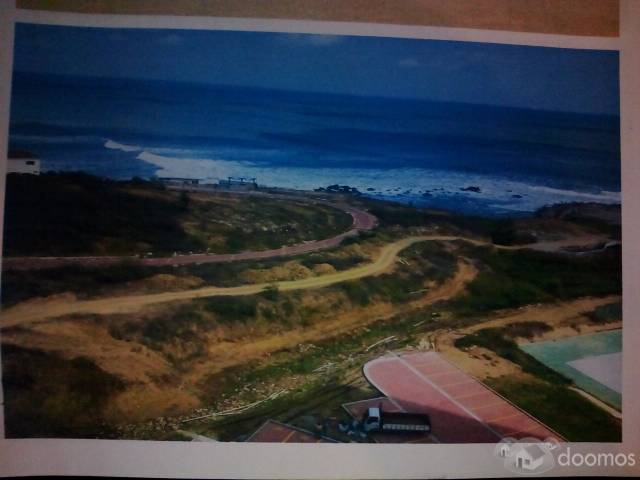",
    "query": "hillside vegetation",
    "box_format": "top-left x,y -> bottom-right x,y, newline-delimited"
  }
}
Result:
2,173 -> 352,256
0,180 -> 623,441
